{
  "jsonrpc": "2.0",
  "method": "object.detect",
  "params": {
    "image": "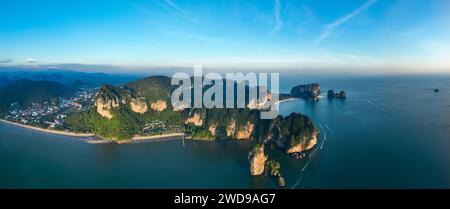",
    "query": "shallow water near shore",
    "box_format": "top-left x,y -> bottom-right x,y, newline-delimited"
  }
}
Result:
1,74 -> 450,188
